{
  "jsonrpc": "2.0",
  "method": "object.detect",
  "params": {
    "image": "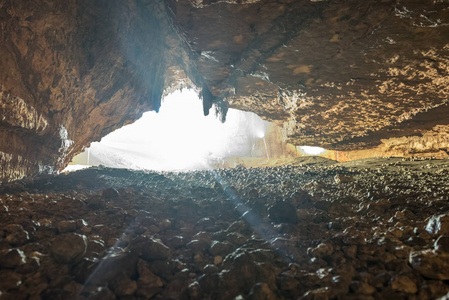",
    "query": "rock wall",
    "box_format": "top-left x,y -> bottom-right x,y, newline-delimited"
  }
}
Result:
2,0 -> 449,180
0,0 -> 188,181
